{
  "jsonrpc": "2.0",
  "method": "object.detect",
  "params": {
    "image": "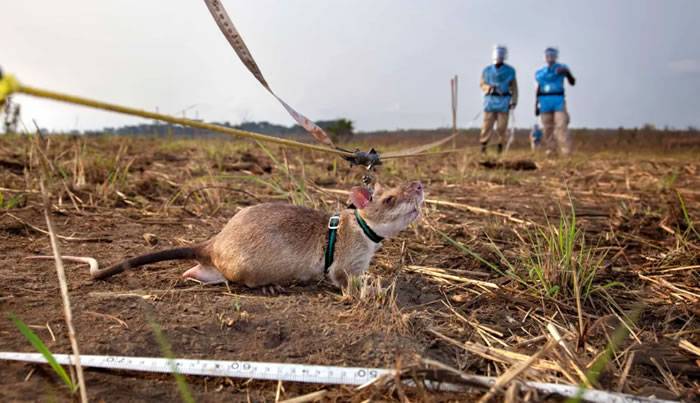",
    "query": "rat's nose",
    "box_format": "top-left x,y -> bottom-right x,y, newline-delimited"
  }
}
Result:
410,181 -> 424,193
